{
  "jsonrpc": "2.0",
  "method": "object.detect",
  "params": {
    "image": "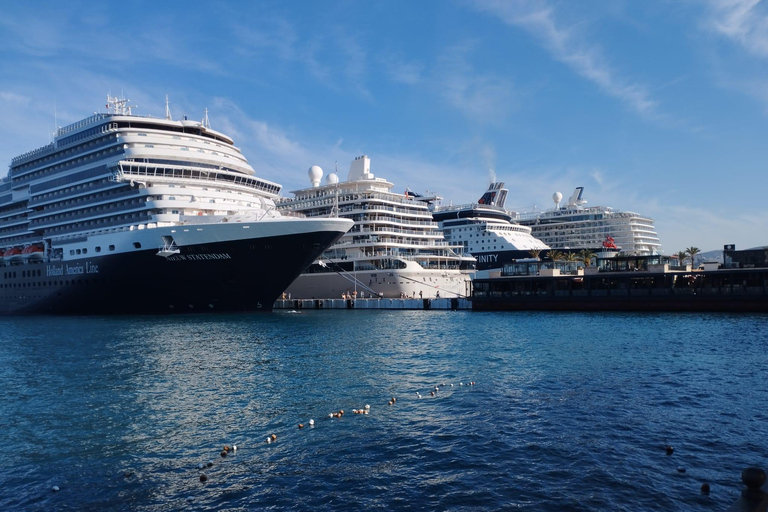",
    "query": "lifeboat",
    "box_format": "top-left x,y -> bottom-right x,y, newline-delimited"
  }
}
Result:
22,244 -> 45,261
4,246 -> 23,263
